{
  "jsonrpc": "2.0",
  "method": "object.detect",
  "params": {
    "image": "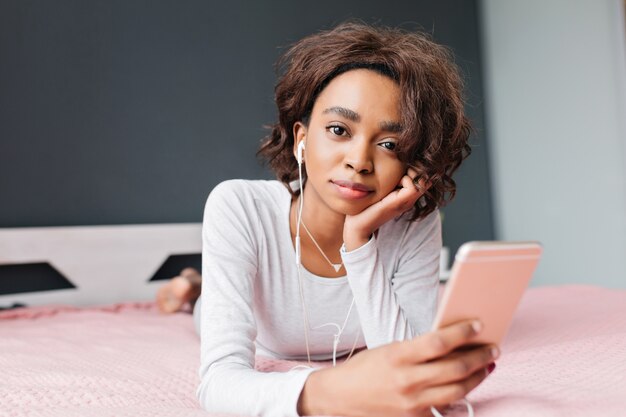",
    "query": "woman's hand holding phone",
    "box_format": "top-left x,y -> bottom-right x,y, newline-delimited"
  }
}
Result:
298,320 -> 498,417
343,167 -> 430,251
